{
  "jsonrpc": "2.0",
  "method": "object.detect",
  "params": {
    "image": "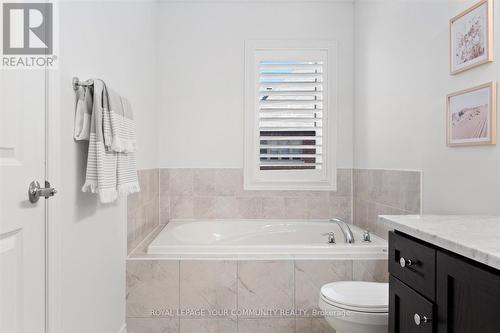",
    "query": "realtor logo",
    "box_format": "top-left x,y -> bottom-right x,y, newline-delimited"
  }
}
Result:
3,3 -> 53,55
2,2 -> 57,68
